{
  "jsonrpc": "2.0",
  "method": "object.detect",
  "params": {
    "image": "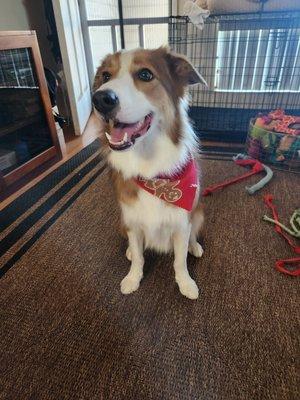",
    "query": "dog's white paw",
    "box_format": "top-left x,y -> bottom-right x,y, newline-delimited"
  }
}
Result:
177,277 -> 199,300
125,247 -> 132,261
120,274 -> 141,295
189,242 -> 204,258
